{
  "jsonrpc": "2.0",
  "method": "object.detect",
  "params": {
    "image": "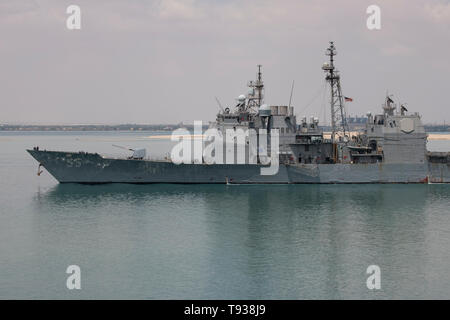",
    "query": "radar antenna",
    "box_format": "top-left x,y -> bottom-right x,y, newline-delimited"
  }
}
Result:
215,96 -> 225,113
288,80 -> 295,109
322,41 -> 349,143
